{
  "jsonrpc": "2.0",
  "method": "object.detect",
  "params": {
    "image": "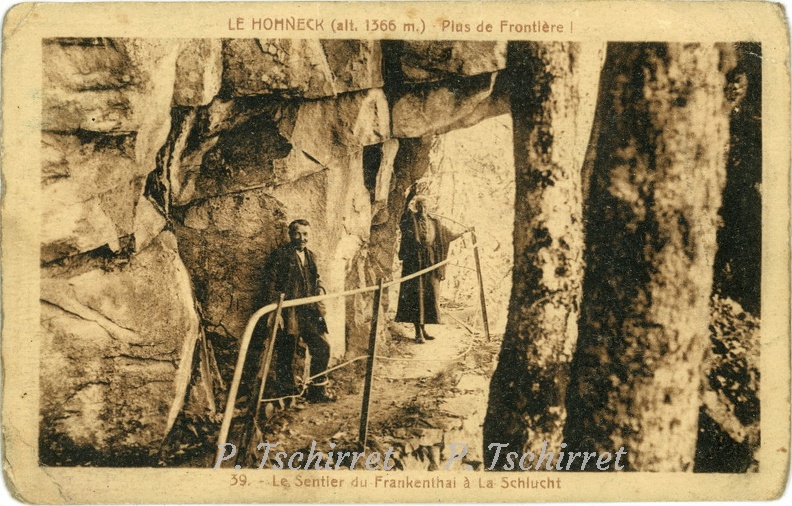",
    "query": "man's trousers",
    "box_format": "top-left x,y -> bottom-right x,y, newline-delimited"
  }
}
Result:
273,329 -> 331,395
